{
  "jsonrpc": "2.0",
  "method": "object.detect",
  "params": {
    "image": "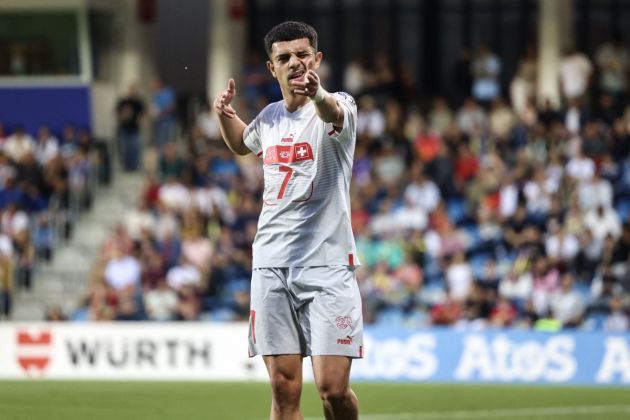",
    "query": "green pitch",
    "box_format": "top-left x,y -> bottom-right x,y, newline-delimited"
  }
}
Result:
1,381 -> 629,420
